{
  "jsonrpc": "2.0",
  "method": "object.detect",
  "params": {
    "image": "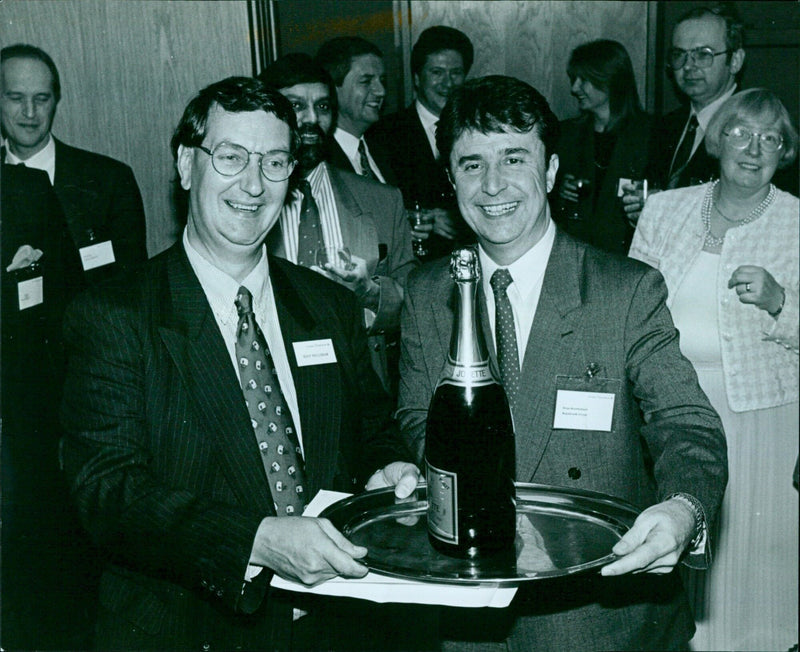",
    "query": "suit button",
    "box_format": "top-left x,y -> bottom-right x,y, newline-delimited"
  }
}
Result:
202,642 -> 211,651
568,467 -> 581,480
373,343 -> 381,351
